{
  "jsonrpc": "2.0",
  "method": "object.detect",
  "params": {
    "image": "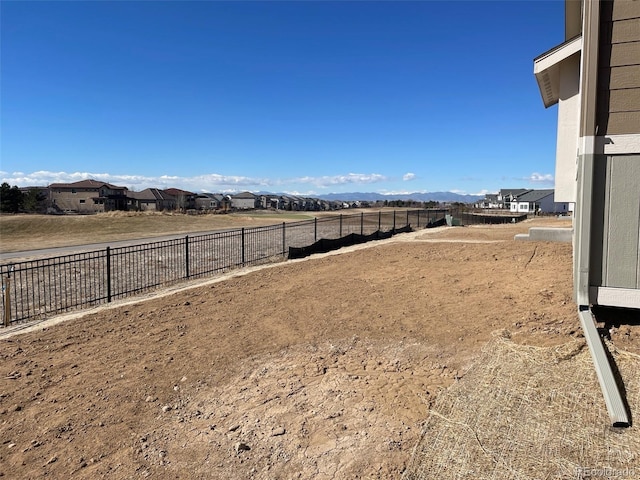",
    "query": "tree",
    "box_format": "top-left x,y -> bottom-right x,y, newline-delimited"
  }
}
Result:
23,188 -> 47,213
0,183 -> 24,213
